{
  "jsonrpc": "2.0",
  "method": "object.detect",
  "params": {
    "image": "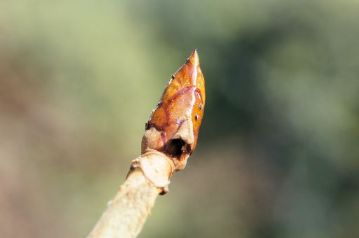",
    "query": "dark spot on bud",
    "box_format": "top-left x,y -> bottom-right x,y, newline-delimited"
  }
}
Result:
165,138 -> 190,159
195,115 -> 199,121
